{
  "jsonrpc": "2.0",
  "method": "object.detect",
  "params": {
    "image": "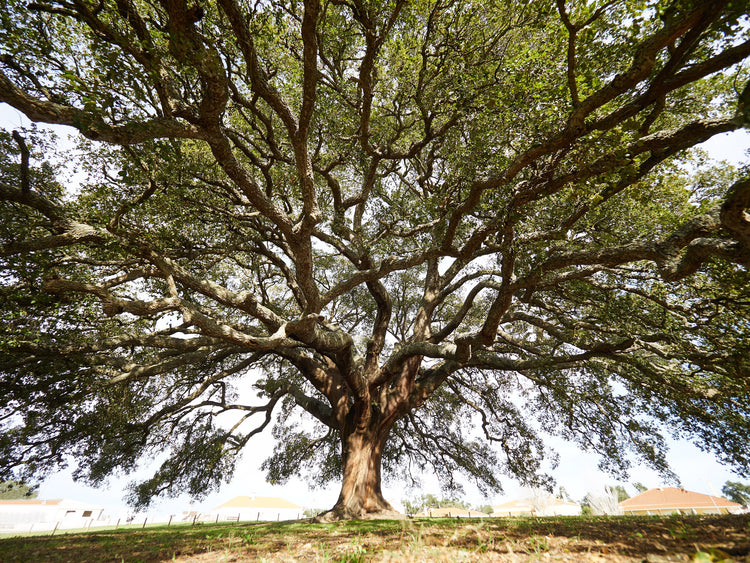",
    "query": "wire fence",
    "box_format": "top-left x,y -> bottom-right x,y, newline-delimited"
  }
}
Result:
0,511 -> 306,537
